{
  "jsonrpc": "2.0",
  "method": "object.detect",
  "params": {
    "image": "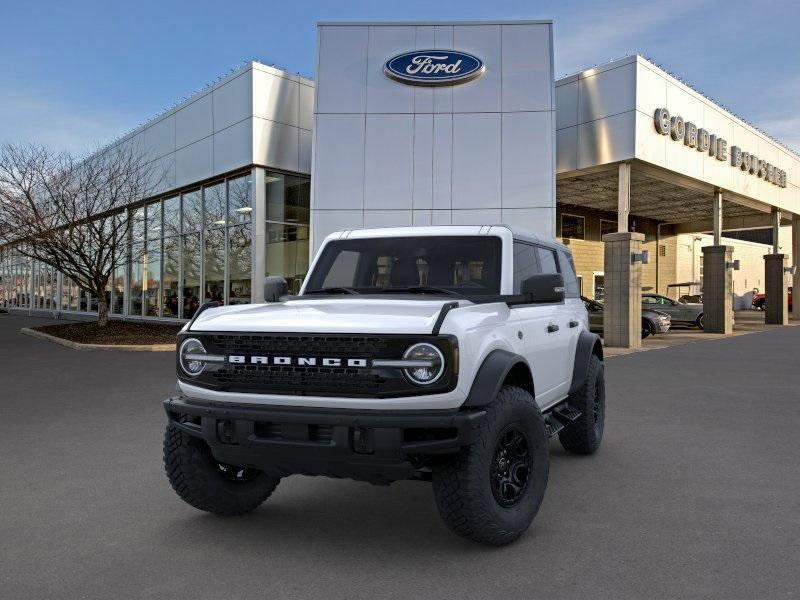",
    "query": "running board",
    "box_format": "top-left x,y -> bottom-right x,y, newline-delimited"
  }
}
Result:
544,403 -> 583,438
544,416 -> 564,437
553,404 -> 582,422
